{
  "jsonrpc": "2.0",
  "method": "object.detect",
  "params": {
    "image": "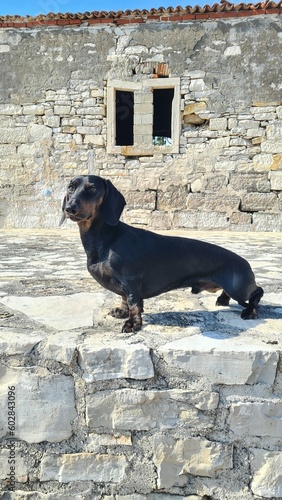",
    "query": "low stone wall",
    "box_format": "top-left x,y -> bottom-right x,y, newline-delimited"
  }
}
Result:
0,330 -> 281,499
